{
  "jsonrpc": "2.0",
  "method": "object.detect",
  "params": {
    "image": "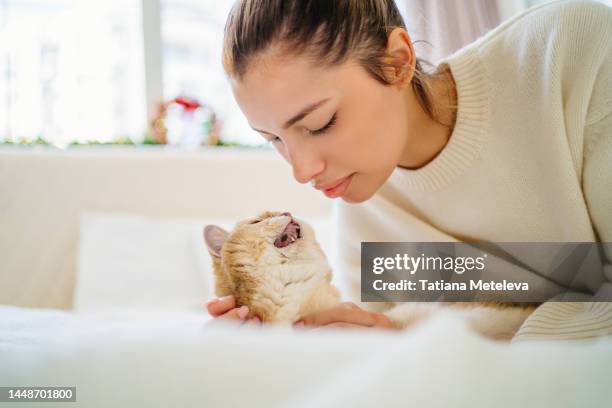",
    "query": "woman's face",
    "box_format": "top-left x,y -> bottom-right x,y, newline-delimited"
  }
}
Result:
231,53 -> 410,203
